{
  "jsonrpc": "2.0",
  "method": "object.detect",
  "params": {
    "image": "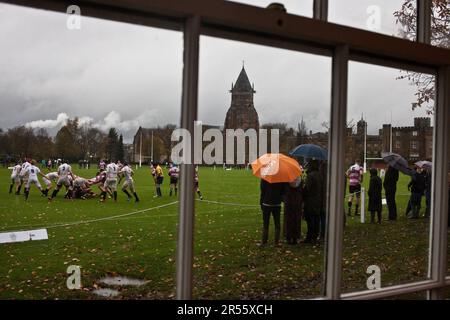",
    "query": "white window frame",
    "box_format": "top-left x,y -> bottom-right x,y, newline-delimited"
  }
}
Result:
3,0 -> 449,300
